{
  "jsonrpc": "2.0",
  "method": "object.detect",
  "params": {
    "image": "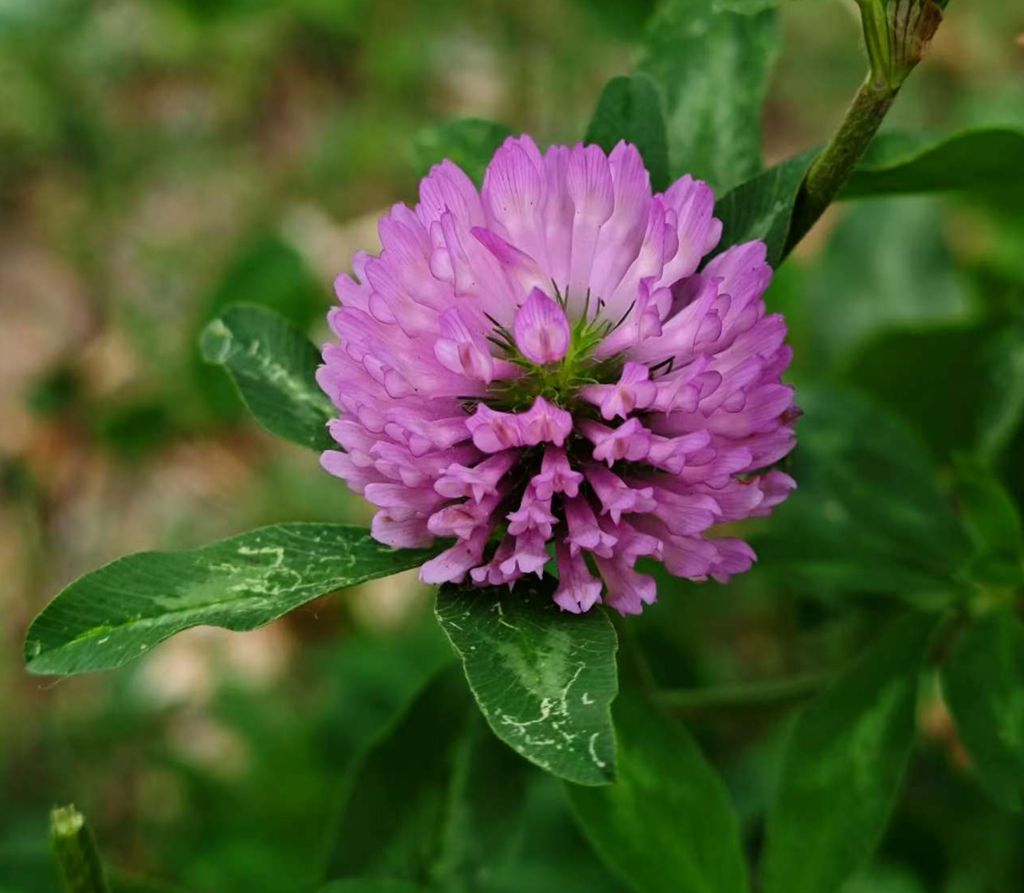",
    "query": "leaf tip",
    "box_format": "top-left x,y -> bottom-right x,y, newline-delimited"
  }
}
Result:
199,318 -> 233,365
